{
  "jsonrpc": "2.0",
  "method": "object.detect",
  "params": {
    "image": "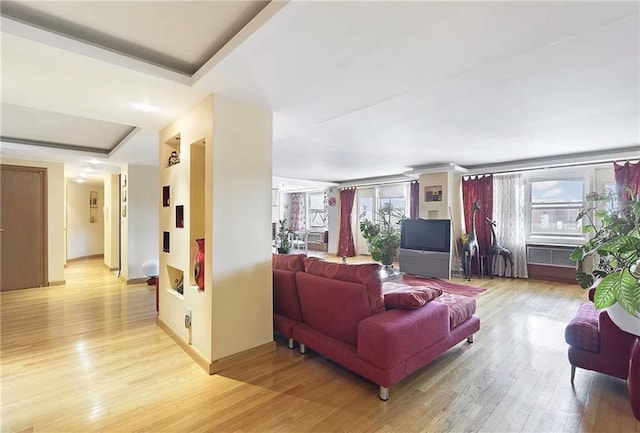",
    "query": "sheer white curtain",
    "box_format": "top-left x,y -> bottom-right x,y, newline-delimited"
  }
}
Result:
289,193 -> 306,231
493,173 -> 528,278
